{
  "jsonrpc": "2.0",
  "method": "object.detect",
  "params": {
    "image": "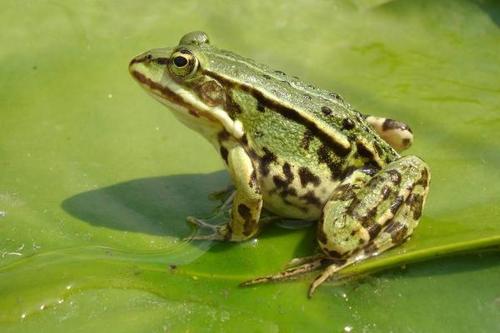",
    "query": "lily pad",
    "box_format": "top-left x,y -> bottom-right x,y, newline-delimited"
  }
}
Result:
1,0 -> 499,332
